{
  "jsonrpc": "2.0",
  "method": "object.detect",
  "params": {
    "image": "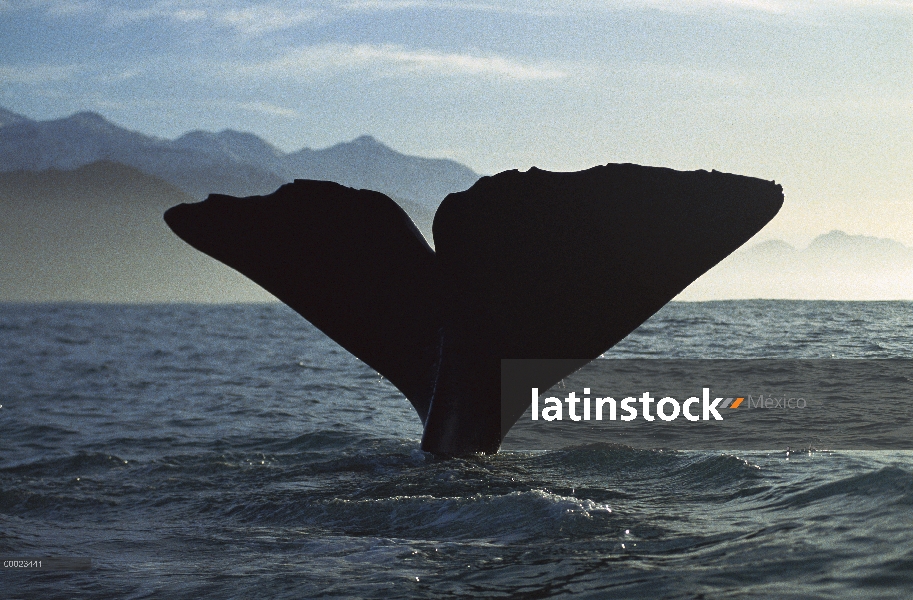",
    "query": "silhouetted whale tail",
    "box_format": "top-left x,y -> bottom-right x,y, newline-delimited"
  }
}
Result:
164,164 -> 783,455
